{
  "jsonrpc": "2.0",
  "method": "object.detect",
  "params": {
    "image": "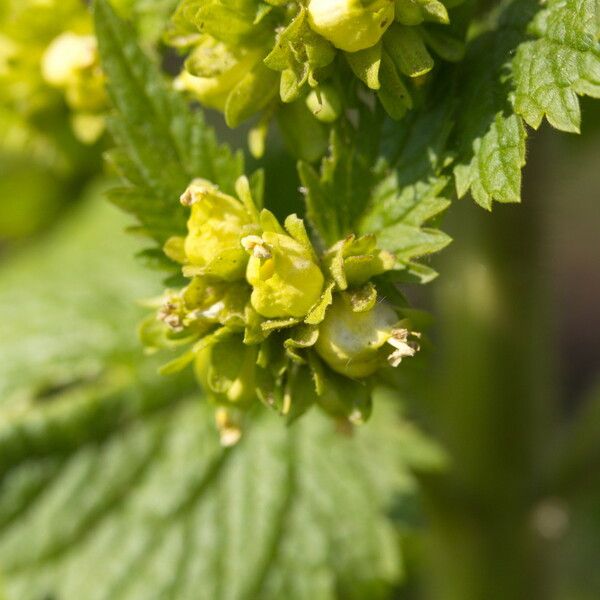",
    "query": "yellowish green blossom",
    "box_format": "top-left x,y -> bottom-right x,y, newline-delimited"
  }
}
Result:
143,175 -> 420,443
244,231 -> 325,319
176,179 -> 259,281
167,0 -> 465,145
307,0 -> 395,52
174,40 -> 265,113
